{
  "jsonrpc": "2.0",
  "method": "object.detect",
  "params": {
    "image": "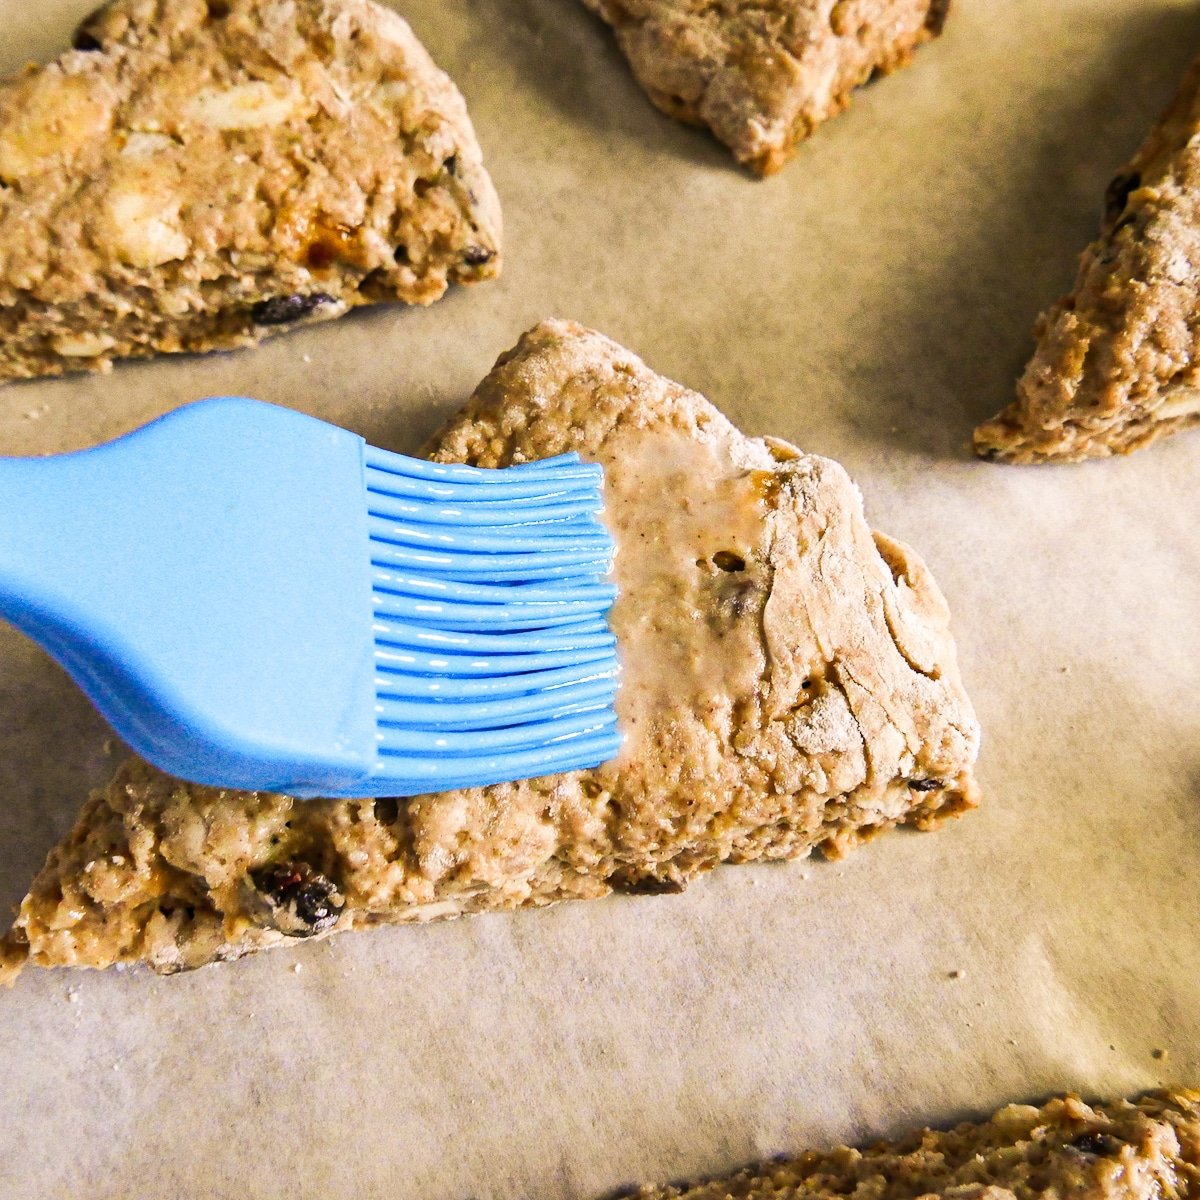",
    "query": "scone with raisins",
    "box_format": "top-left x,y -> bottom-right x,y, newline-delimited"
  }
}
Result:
0,0 -> 500,382
1,320 -> 979,982
976,54 -> 1200,462
580,0 -> 950,175
629,1089 -> 1200,1200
